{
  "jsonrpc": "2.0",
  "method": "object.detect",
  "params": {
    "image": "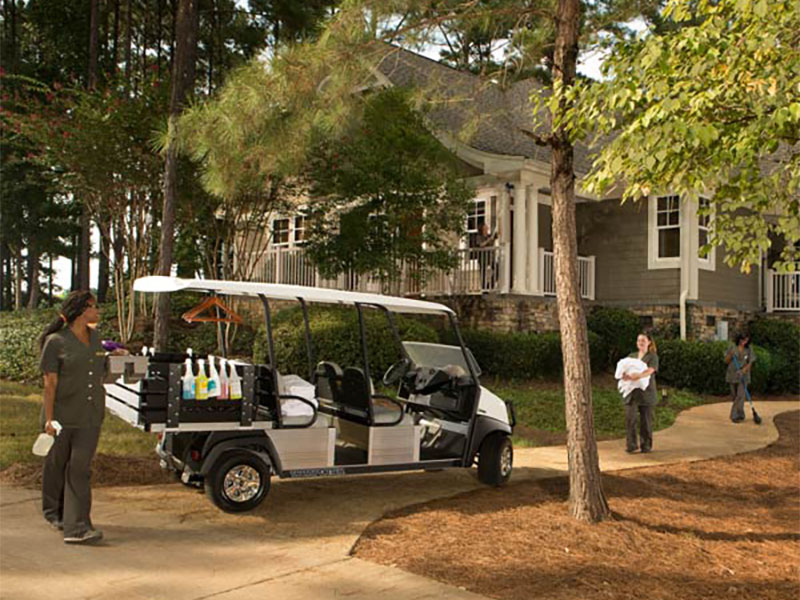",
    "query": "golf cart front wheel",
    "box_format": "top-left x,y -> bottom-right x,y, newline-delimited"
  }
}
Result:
477,432 -> 513,486
205,451 -> 271,513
